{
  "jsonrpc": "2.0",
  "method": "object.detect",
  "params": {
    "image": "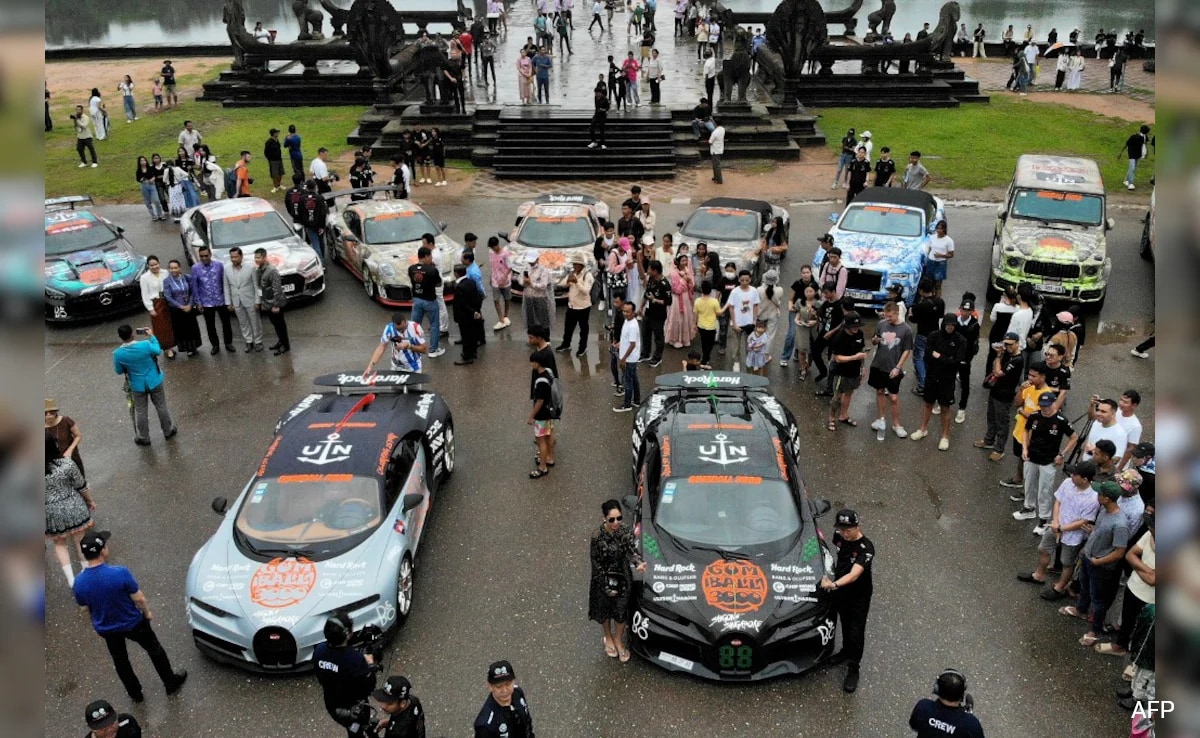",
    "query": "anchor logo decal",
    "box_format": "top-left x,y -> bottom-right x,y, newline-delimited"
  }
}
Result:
298,432 -> 353,466
698,434 -> 749,466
